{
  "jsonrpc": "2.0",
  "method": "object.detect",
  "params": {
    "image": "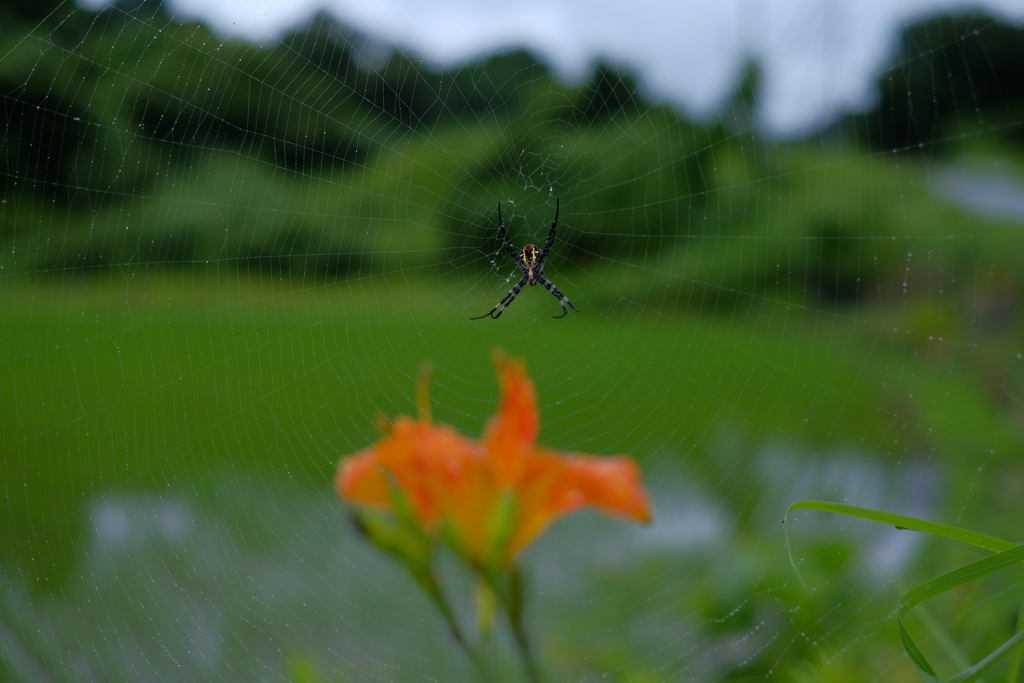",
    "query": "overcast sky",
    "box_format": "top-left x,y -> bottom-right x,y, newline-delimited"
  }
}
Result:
83,0 -> 1024,136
